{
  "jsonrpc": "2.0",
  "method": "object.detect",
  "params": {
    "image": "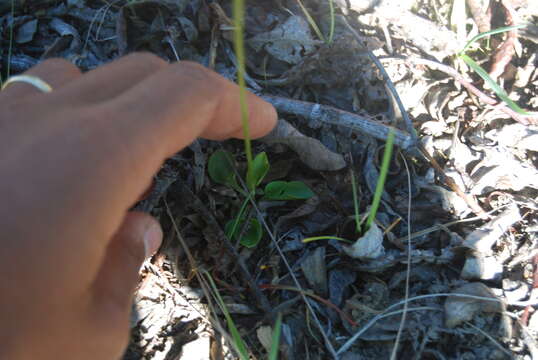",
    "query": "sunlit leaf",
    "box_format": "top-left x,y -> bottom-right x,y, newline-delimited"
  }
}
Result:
264,181 -> 314,200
